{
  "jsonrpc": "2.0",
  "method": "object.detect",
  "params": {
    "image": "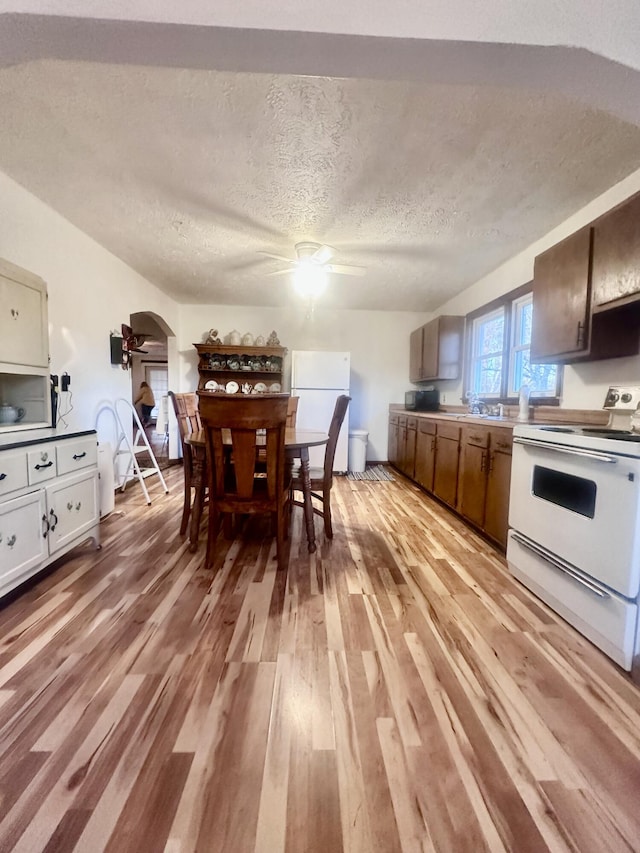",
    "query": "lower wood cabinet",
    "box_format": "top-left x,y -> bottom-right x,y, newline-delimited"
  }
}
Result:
389,413 -> 513,549
388,414 -> 400,468
458,426 -> 513,548
483,432 -> 513,548
432,421 -> 461,509
389,413 -> 417,478
414,420 -> 436,491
